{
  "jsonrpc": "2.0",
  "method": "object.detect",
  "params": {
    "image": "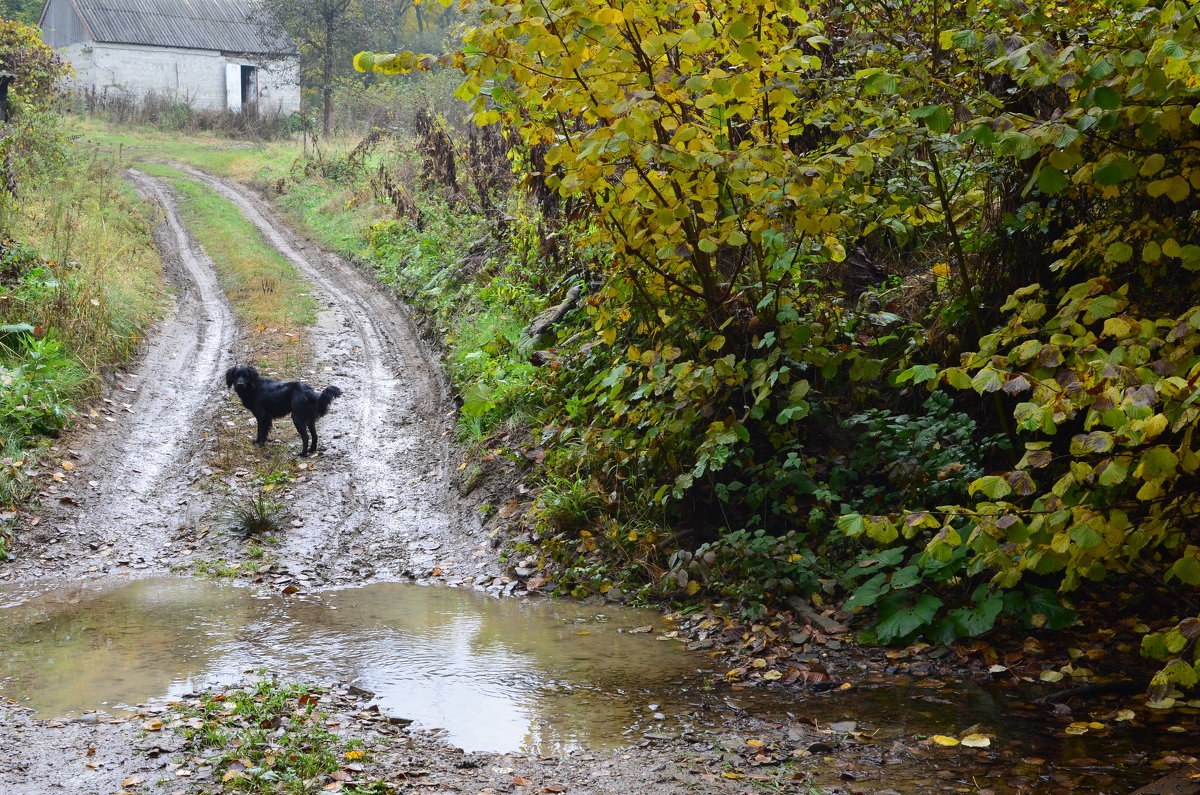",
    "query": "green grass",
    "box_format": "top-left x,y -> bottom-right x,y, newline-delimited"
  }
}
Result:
1,117 -> 166,510
169,172 -> 316,331
168,677 -> 389,794
66,116 -> 299,182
